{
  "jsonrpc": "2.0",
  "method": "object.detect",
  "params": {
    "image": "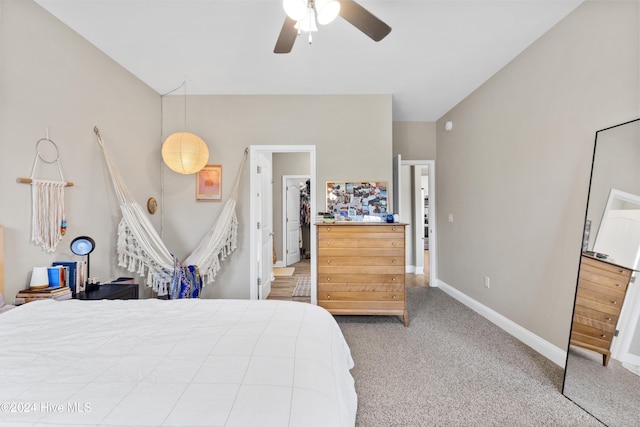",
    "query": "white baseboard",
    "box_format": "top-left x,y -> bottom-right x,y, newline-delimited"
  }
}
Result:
274,260 -> 286,268
437,279 -> 567,368
406,265 -> 415,274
